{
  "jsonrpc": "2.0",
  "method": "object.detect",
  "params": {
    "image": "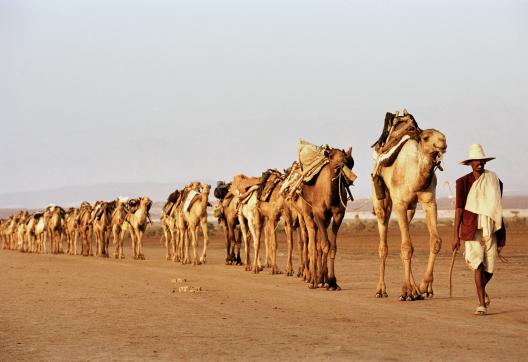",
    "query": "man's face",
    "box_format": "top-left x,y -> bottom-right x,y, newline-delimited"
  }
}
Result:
469,159 -> 486,173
